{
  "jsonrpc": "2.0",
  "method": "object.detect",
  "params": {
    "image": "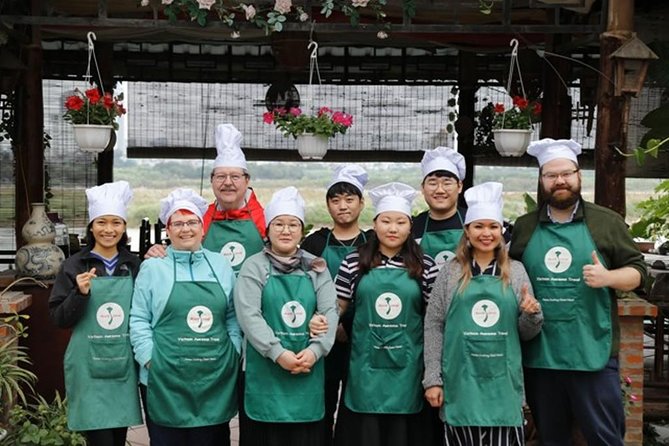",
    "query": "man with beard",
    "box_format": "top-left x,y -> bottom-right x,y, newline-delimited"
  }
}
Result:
509,138 -> 646,445
146,123 -> 265,272
301,164 -> 371,445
